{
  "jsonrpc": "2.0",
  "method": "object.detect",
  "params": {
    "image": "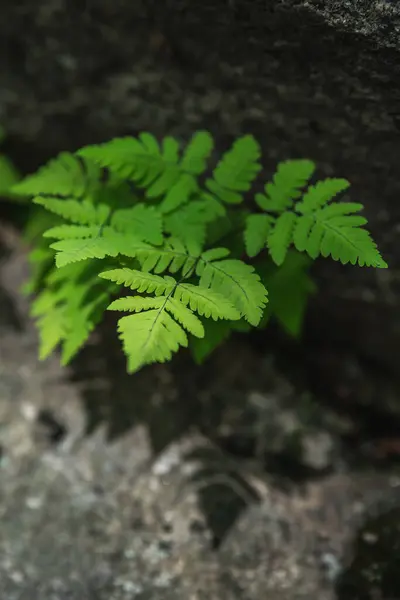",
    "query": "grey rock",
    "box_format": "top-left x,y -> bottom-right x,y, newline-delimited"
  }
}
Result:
1,3 -> 400,597
0,247 -> 400,599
